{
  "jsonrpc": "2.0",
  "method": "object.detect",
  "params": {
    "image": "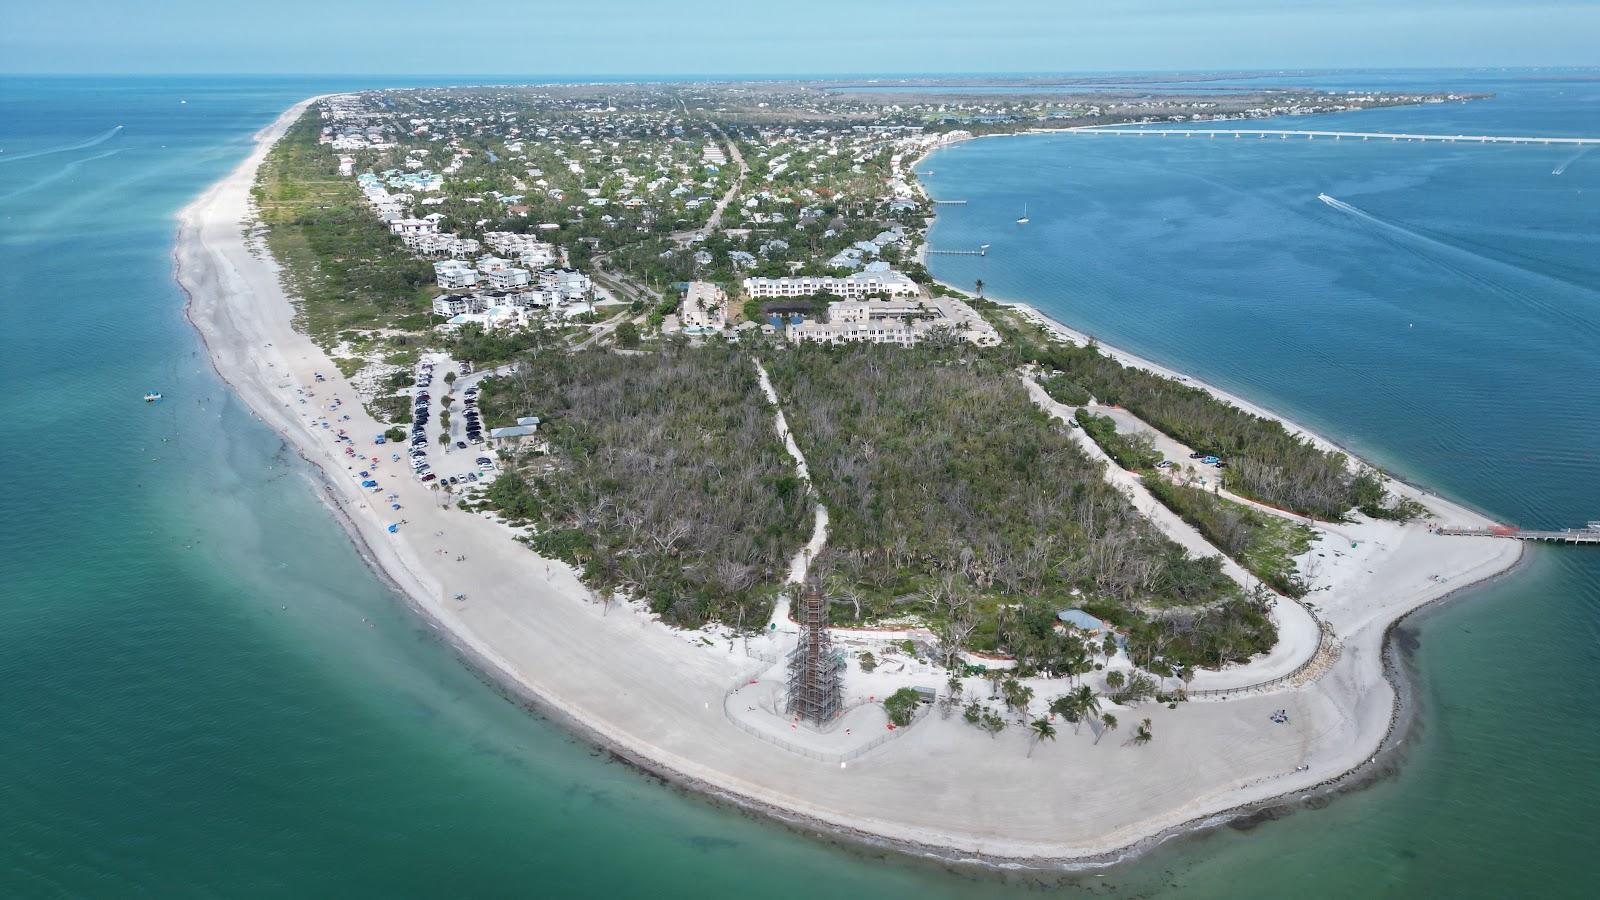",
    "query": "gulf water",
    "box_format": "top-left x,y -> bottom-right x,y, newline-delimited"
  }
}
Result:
0,73 -> 1595,897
